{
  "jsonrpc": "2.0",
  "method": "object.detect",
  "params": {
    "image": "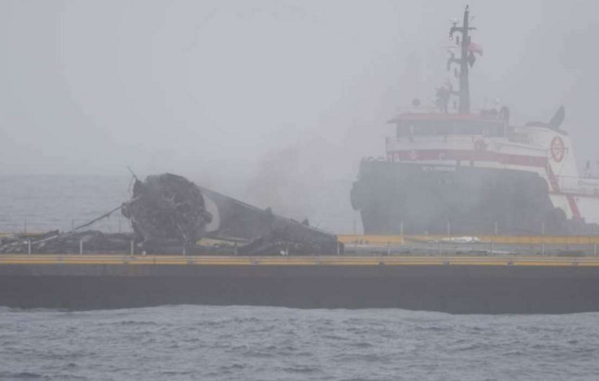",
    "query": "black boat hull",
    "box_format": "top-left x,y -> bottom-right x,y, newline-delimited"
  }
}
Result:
351,160 -> 596,235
